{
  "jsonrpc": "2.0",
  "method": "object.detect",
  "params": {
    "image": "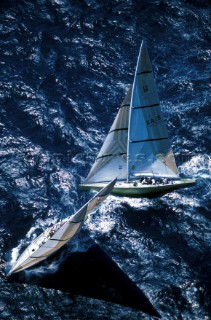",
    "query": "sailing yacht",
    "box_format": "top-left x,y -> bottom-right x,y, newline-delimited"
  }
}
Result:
7,178 -> 116,276
80,41 -> 195,197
